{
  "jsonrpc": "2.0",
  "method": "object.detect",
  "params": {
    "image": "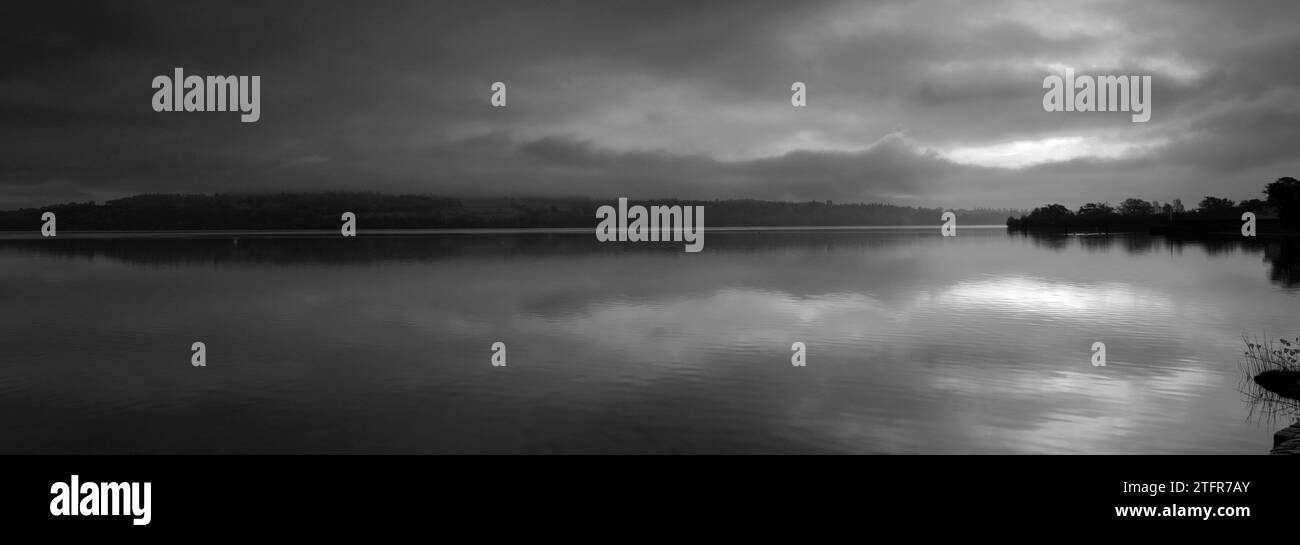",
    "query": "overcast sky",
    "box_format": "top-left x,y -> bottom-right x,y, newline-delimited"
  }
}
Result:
3,0 -> 1299,209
